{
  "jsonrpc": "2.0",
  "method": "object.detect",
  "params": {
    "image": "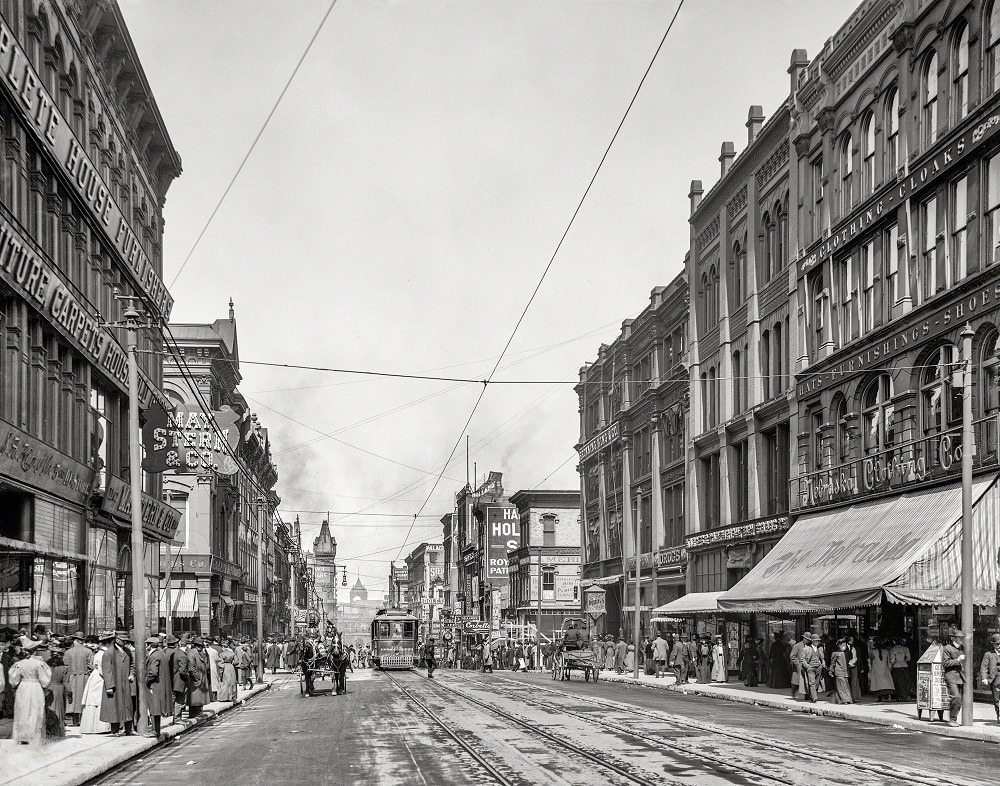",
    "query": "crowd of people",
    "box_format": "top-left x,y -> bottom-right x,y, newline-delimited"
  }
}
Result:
0,625 -> 297,745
